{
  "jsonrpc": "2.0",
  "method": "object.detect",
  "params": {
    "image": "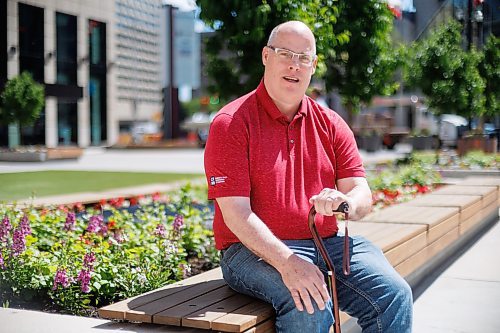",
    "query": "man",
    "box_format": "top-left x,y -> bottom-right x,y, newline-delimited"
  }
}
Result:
204,21 -> 412,333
